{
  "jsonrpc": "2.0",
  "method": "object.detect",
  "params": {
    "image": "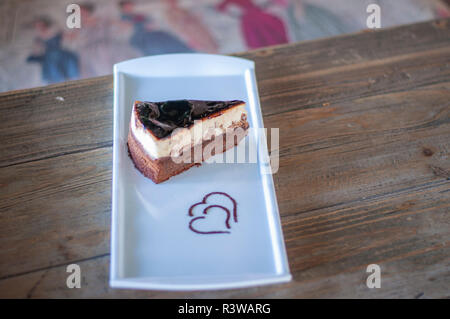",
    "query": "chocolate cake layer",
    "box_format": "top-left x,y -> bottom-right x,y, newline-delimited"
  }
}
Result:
128,119 -> 249,184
